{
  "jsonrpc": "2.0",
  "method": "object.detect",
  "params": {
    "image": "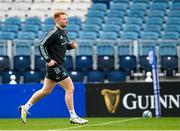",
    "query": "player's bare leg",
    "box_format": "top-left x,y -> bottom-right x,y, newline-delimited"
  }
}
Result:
18,78 -> 56,124
58,77 -> 88,124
